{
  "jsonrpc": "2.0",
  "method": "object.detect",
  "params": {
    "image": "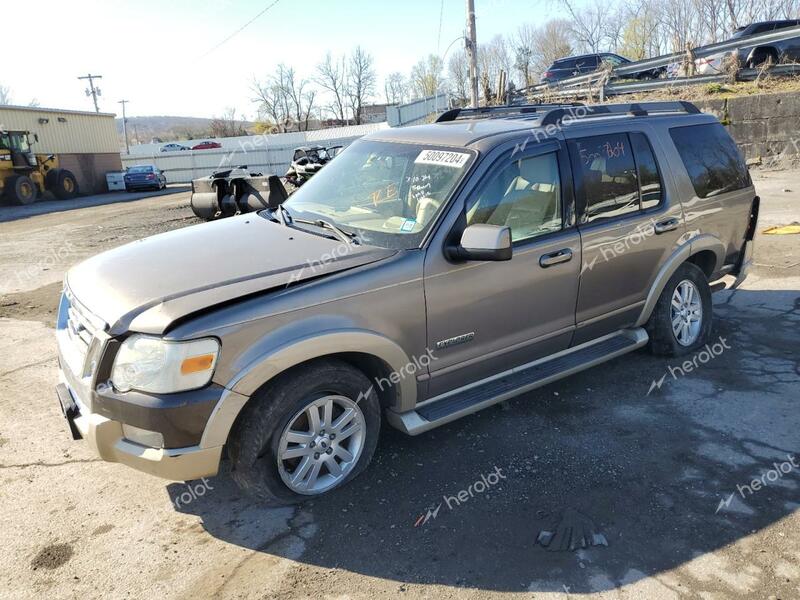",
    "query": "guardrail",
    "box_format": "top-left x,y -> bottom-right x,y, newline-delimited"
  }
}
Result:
516,24 -> 800,100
